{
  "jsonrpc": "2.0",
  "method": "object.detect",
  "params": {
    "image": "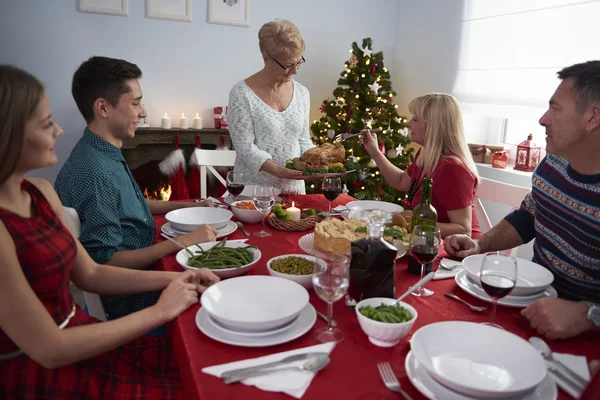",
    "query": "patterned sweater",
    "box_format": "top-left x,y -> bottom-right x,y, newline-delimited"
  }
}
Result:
505,154 -> 600,302
227,80 -> 314,194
